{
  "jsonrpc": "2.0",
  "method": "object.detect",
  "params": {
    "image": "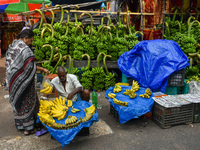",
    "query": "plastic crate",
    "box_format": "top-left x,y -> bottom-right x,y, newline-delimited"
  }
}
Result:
182,80 -> 189,94
167,69 -> 185,86
121,73 -> 133,85
152,102 -> 193,128
110,104 -> 119,122
193,103 -> 200,123
164,86 -> 178,95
